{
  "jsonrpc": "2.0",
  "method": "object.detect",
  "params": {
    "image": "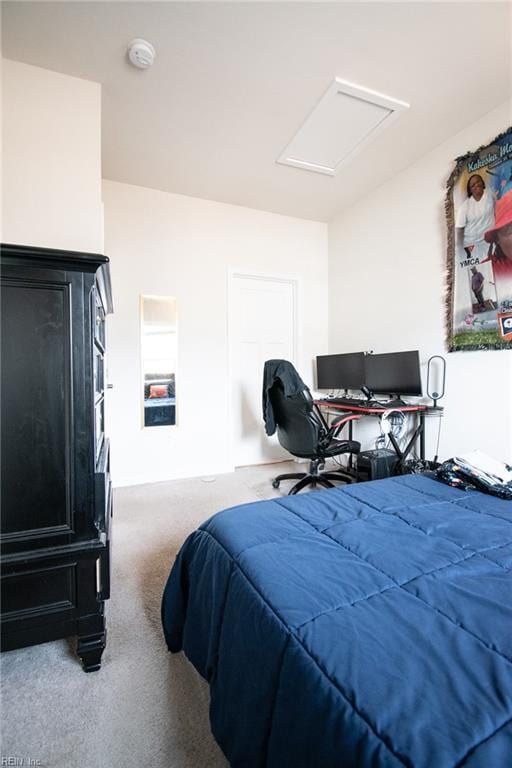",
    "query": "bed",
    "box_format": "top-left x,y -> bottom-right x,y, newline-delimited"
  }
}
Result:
161,474 -> 512,767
